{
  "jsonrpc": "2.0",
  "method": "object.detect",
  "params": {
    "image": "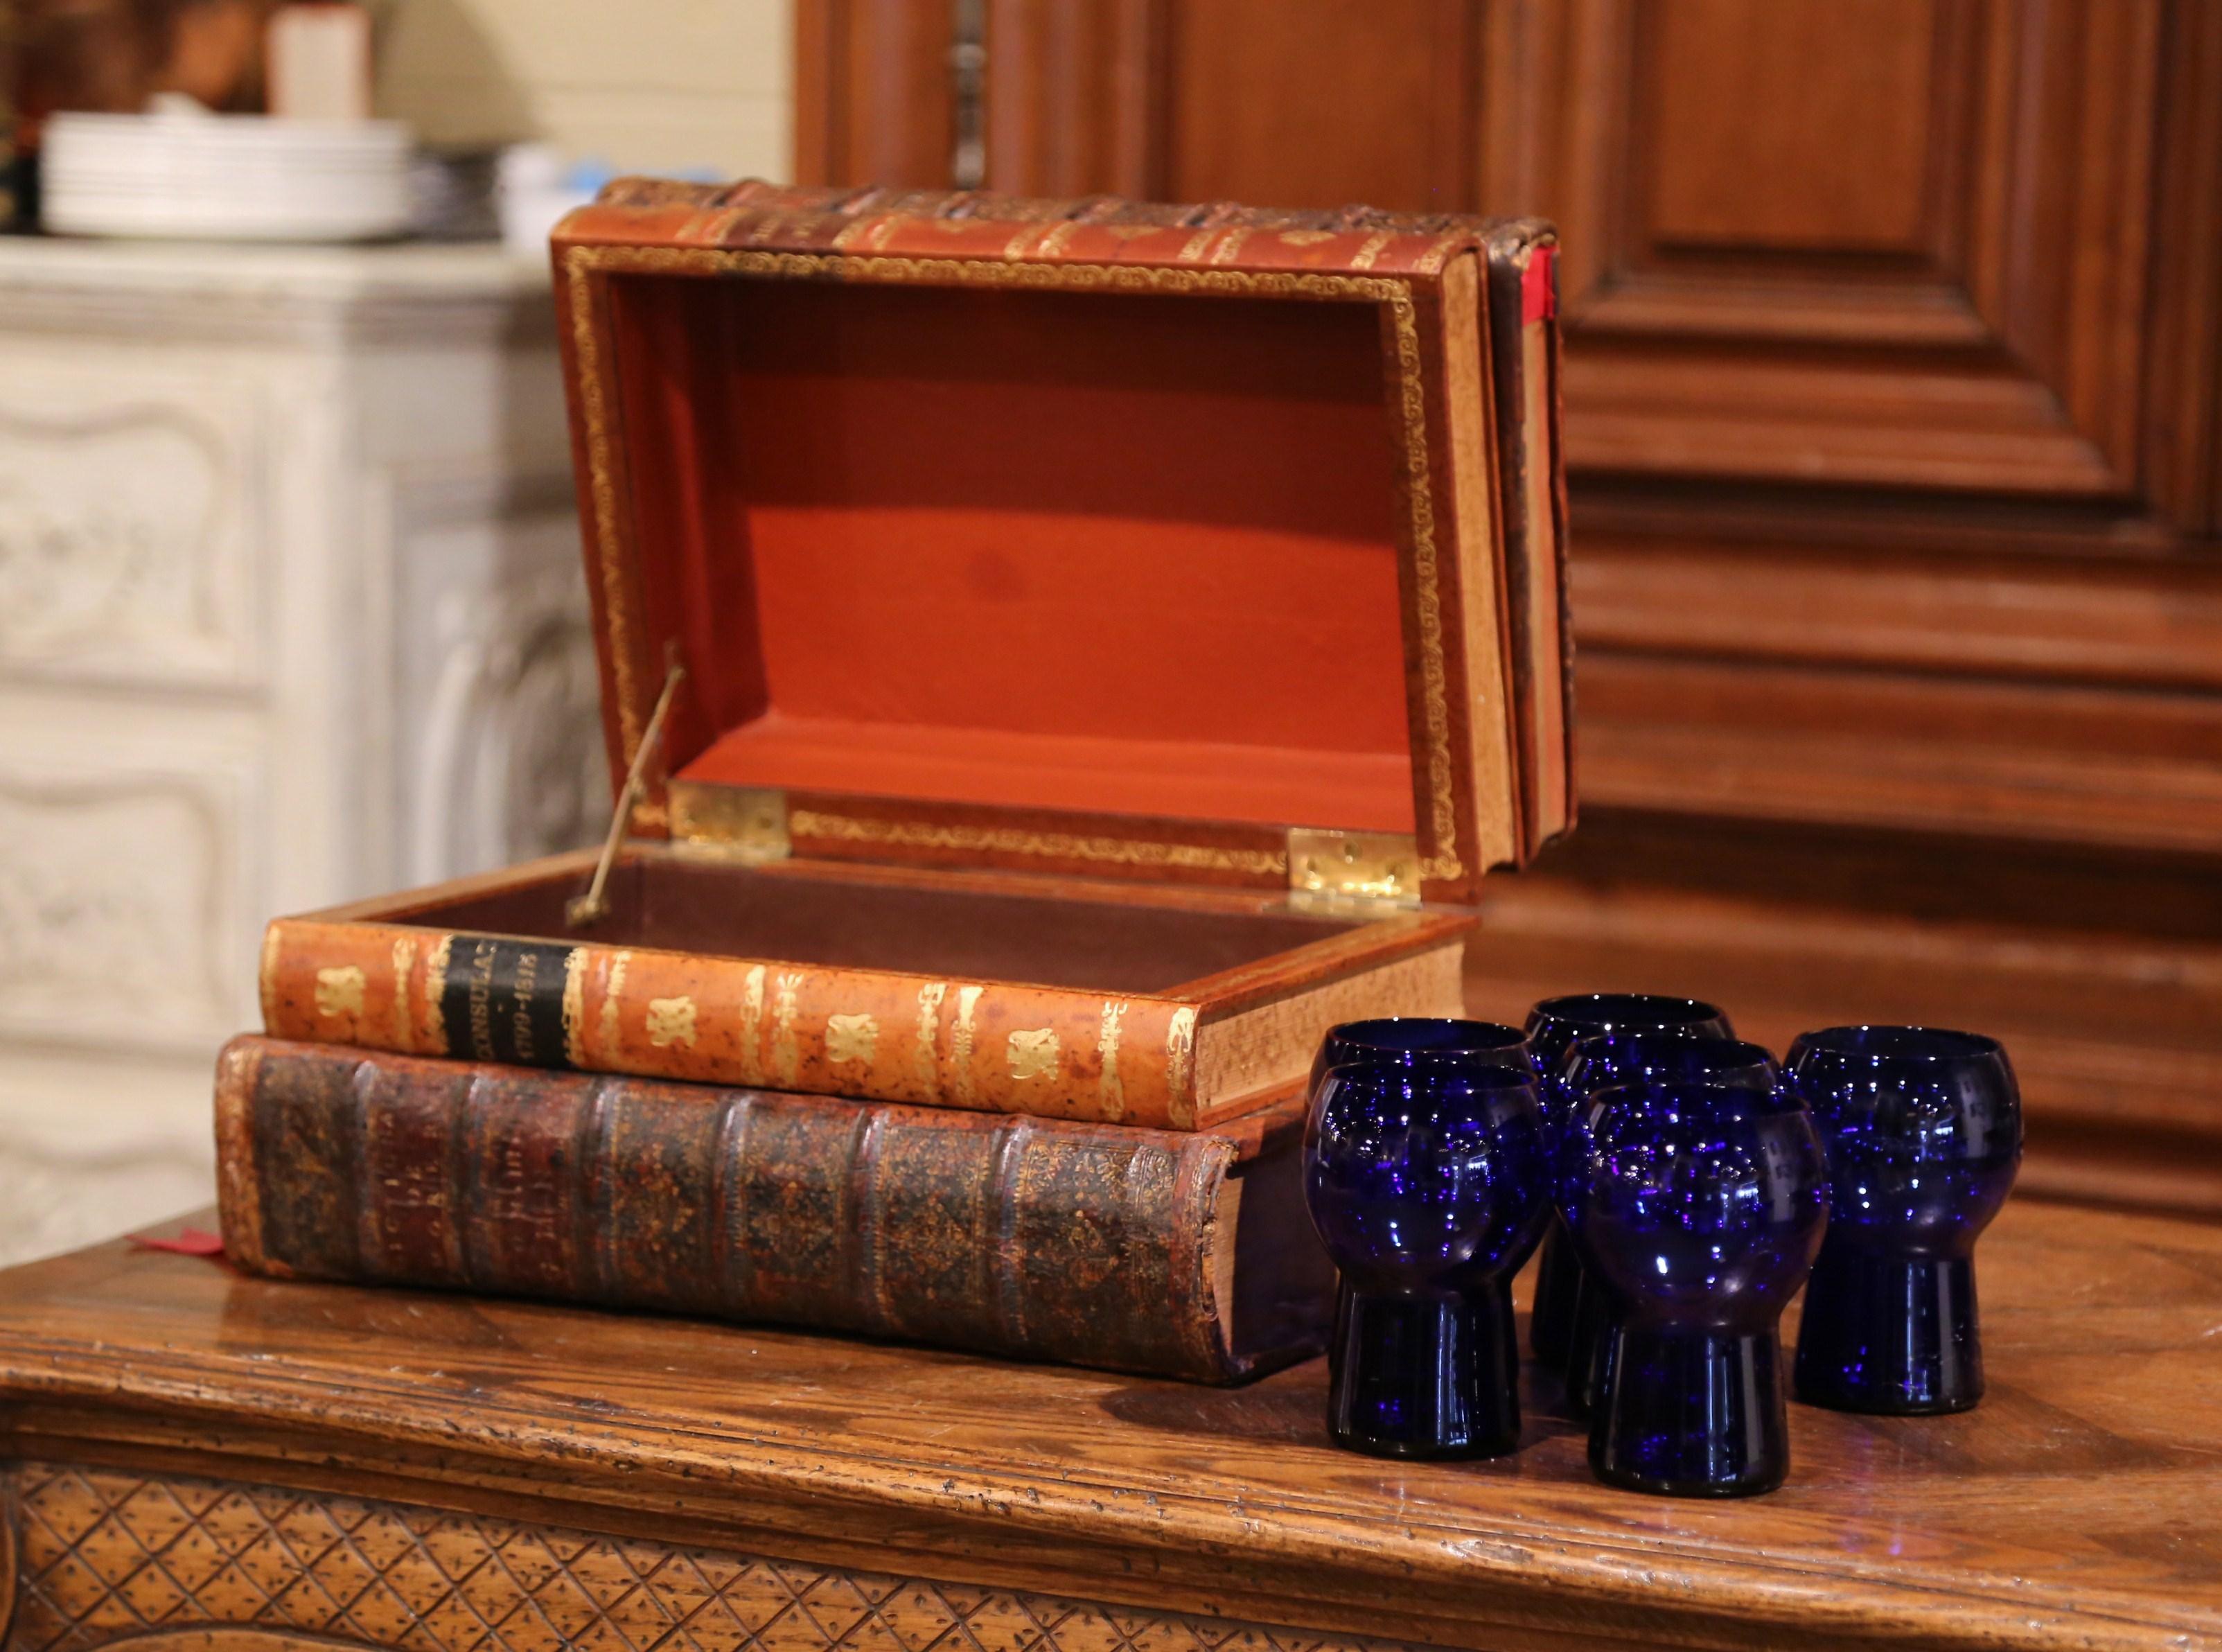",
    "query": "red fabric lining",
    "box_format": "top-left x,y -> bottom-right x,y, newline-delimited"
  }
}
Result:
606,275 -> 1419,832
1522,247 -> 1556,322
